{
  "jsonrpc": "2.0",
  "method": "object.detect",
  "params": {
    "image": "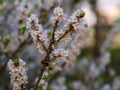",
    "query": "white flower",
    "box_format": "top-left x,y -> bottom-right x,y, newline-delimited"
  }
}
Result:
68,9 -> 85,31
39,31 -> 49,44
69,9 -> 85,23
88,62 -> 100,78
100,52 -> 111,65
100,84 -> 112,90
7,59 -> 28,90
26,14 -> 39,29
52,48 -> 68,57
53,6 -> 66,21
112,77 -> 120,90
68,15 -> 78,23
31,30 -> 49,54
54,6 -> 63,16
43,71 -> 49,76
55,29 -> 65,41
38,25 -> 44,33
51,77 -> 67,90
